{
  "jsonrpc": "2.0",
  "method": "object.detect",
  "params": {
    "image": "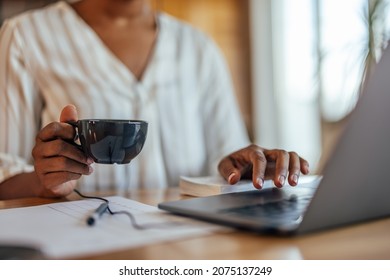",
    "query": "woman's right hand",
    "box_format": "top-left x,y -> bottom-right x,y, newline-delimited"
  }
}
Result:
31,105 -> 93,198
